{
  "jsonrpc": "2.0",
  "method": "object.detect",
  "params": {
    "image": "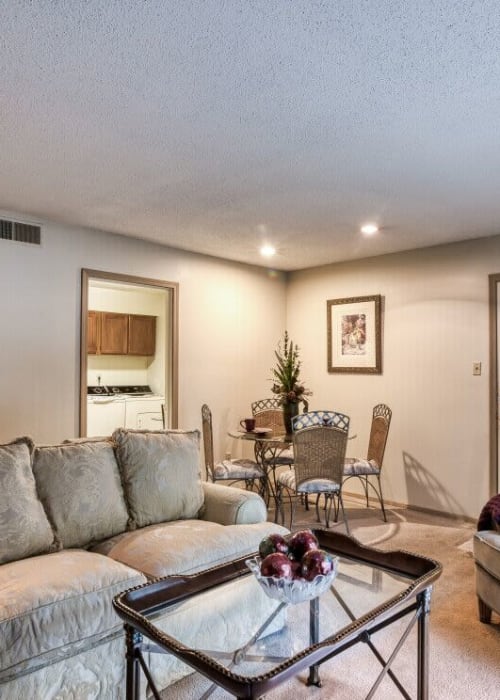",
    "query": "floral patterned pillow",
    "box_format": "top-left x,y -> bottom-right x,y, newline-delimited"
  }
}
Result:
33,439 -> 129,549
0,437 -> 58,564
112,428 -> 204,529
